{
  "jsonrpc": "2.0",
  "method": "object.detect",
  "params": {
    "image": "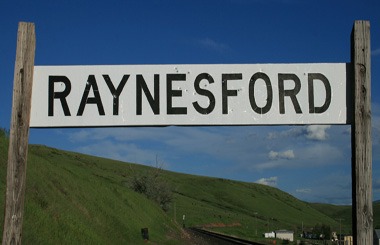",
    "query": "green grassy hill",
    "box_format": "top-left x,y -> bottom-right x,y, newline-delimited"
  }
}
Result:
1,129 -> 373,244
311,201 -> 380,230
164,172 -> 346,241
0,131 -> 183,244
